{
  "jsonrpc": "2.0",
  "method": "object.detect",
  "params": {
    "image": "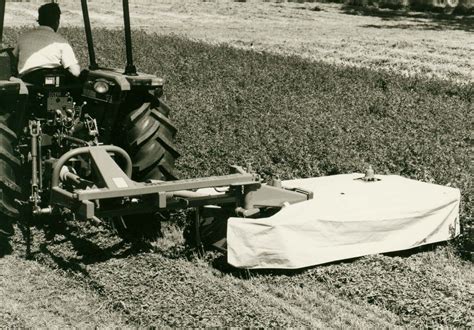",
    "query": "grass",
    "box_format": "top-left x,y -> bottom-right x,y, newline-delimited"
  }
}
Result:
240,275 -> 399,327
4,1 -> 473,82
298,245 -> 473,327
6,222 -> 401,327
1,26 -> 473,327
0,255 -> 127,327
96,30 -> 471,240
